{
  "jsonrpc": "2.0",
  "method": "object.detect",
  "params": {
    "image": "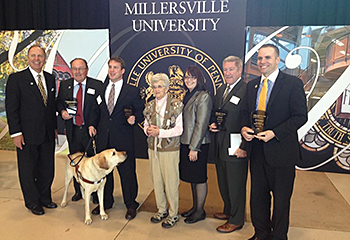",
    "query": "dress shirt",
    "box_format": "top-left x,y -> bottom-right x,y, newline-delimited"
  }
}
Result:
144,94 -> 183,138
105,79 -> 123,106
255,69 -> 278,110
